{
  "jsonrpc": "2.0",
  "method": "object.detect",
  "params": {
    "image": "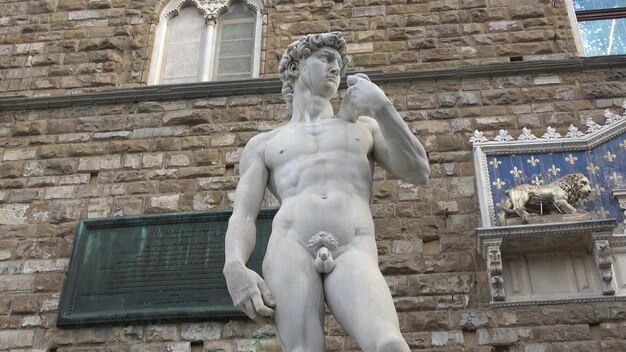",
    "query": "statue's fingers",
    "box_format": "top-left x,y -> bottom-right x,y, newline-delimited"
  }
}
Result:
242,300 -> 257,320
257,280 -> 276,307
338,93 -> 357,122
346,73 -> 370,87
252,293 -> 275,318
